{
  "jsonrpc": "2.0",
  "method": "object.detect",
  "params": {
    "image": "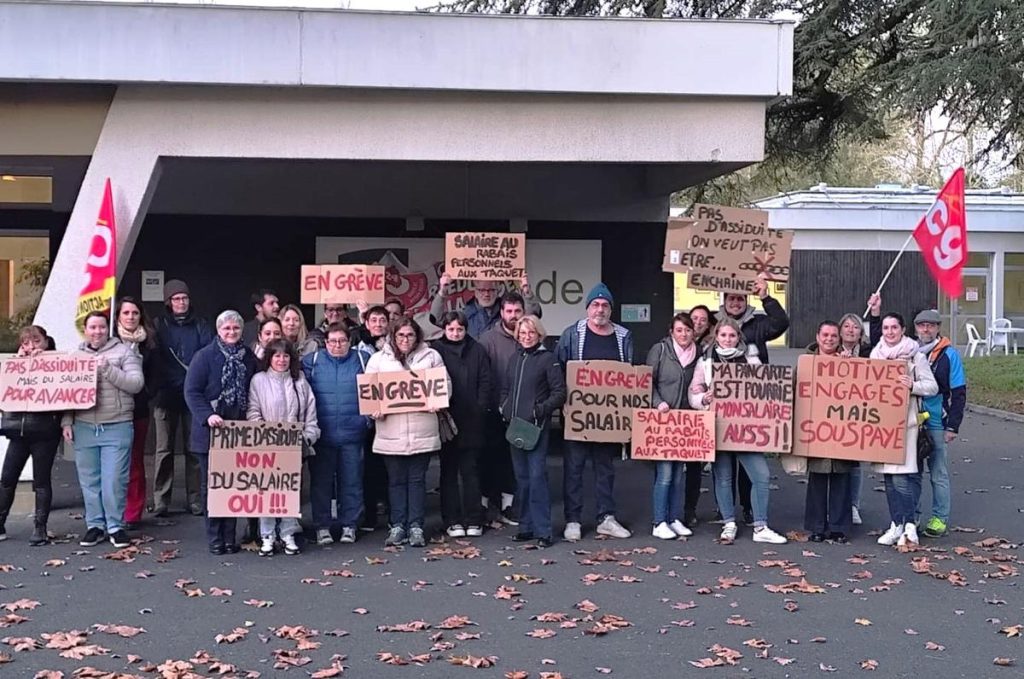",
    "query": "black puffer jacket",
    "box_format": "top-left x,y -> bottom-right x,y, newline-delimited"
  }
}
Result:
499,345 -> 566,426
433,335 -> 492,449
714,296 -> 789,363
